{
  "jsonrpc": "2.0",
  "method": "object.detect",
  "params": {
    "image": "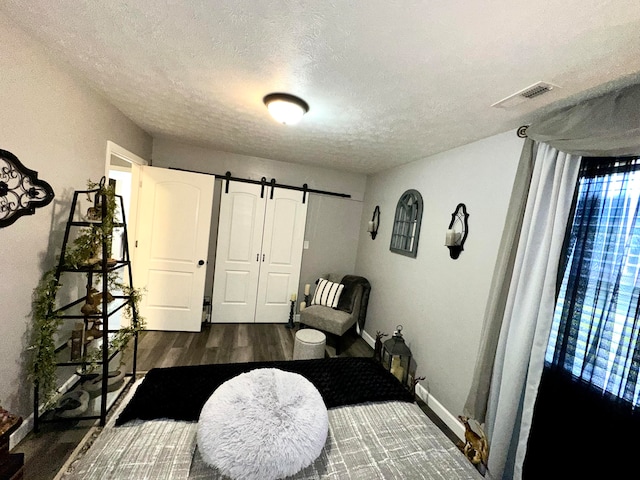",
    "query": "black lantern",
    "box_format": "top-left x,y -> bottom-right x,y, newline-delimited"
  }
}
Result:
382,325 -> 412,386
